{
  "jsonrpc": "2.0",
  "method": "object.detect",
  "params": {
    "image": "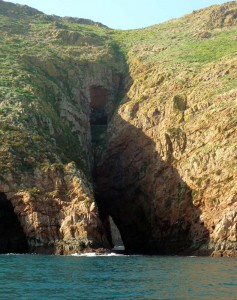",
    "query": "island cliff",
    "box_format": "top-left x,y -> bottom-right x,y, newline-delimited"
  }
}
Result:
0,0 -> 236,256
